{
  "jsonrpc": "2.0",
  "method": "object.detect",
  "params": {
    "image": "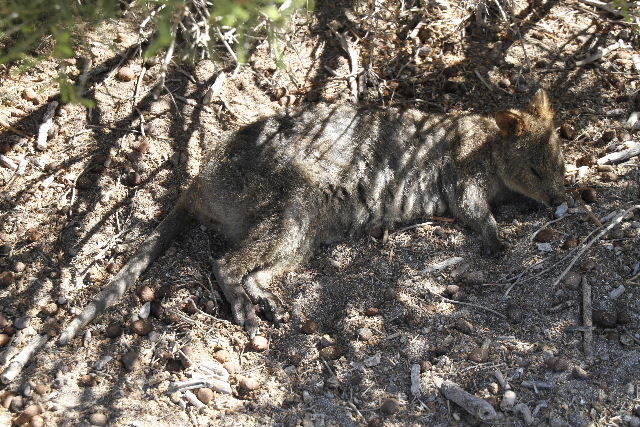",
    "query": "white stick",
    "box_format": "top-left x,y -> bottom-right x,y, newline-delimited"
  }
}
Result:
410,364 -> 421,397
552,205 -> 640,288
575,40 -> 625,67
183,390 -> 205,409
597,142 -> 640,164
0,154 -> 17,170
577,0 -> 625,16
36,101 -> 59,151
1,334 -> 49,384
